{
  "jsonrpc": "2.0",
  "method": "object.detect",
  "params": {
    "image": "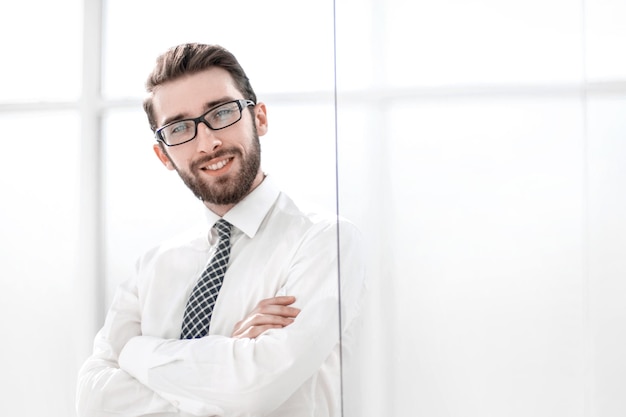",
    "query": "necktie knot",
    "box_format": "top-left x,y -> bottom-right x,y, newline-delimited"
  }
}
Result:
214,219 -> 232,241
